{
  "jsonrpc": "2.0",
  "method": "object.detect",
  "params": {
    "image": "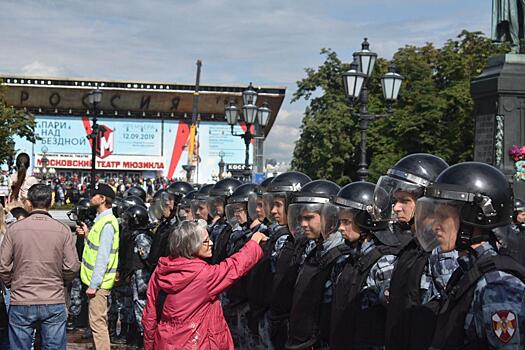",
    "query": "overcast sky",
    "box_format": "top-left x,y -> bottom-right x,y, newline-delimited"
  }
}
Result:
0,0 -> 492,162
